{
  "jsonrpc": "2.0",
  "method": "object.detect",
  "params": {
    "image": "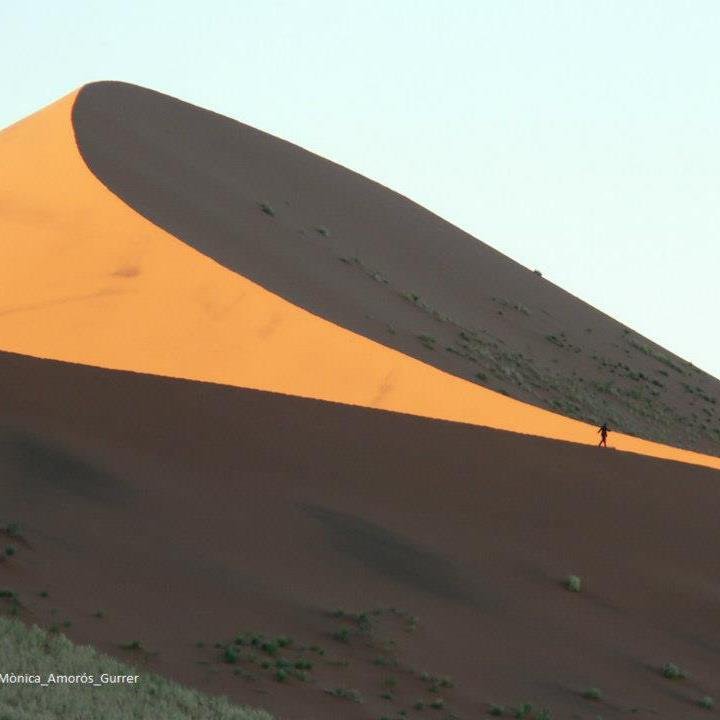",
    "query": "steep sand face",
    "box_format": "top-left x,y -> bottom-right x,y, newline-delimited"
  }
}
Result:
0,90 -> 718,470
71,82 -> 720,457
